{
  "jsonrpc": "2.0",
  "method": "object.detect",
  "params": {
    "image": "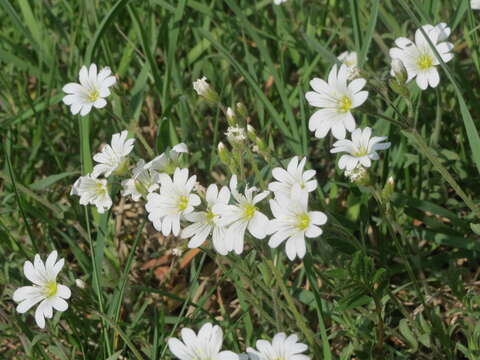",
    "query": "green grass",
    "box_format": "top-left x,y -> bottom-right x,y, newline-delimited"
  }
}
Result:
1,0 -> 480,359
